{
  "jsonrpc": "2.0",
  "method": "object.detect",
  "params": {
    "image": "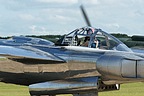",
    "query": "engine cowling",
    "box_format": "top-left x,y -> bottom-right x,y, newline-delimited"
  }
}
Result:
96,54 -> 144,79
